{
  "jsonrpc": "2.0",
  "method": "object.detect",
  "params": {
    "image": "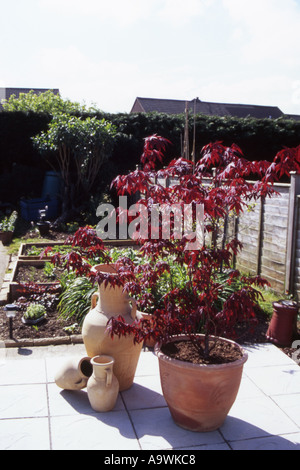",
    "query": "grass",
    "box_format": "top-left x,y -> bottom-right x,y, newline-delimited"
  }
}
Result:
6,216 -> 61,256
256,286 -> 290,318
6,236 -> 42,256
